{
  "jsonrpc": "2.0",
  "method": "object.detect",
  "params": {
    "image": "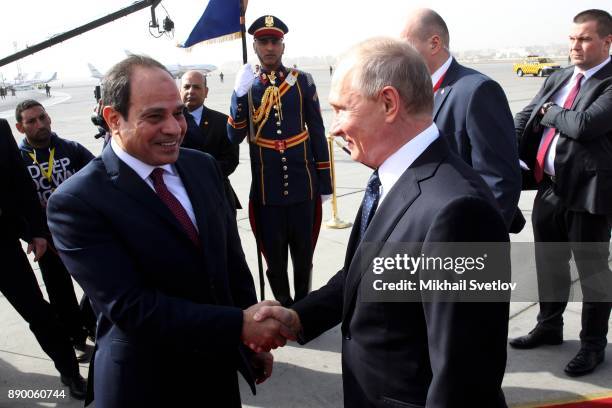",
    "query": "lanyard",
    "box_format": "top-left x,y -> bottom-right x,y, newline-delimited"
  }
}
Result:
28,147 -> 56,183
